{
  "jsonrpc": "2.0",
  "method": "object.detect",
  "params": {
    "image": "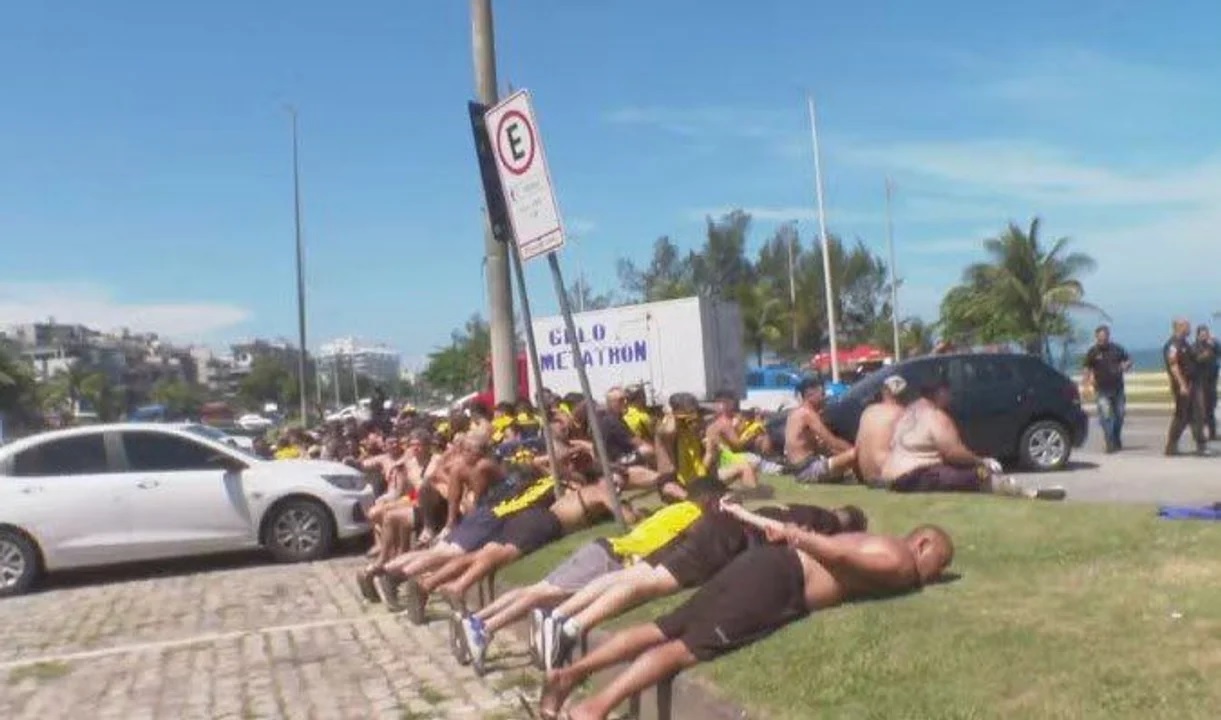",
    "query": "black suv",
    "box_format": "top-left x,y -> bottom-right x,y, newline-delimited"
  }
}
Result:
766,353 -> 1089,471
